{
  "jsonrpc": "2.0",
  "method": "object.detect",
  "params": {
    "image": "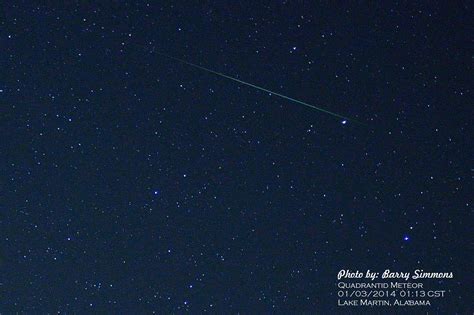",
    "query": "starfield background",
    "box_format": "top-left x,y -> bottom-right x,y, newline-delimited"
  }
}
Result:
1,2 -> 472,314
